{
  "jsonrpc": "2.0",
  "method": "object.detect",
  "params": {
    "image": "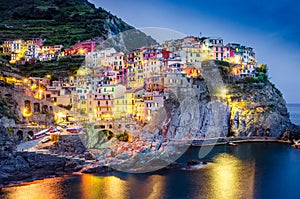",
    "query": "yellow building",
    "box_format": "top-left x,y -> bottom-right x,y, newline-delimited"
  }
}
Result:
134,98 -> 145,123
124,87 -> 144,116
113,96 -> 127,119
